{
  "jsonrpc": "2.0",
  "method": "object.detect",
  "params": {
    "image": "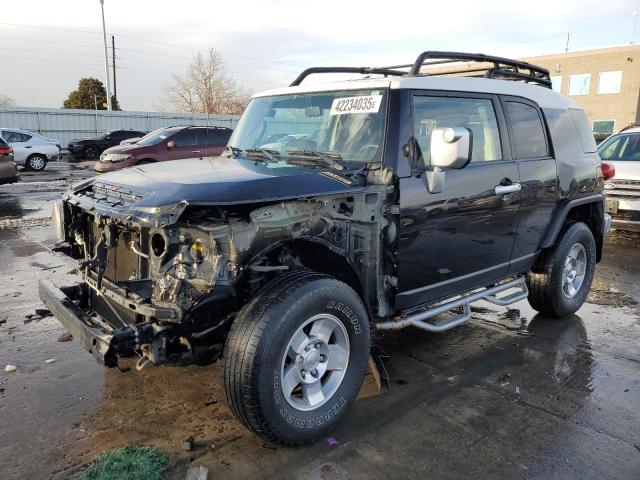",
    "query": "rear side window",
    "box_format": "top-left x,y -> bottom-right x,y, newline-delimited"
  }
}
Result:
506,101 -> 548,159
173,129 -> 199,147
568,109 -> 597,153
2,131 -> 31,143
